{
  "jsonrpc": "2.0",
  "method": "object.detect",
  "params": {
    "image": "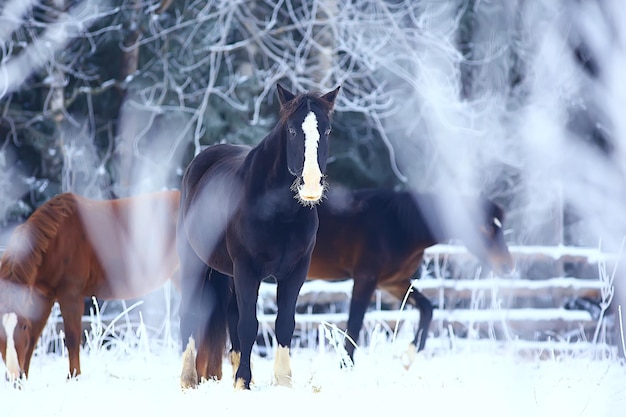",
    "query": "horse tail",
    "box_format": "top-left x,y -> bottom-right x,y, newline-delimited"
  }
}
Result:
202,270 -> 231,379
0,194 -> 77,297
